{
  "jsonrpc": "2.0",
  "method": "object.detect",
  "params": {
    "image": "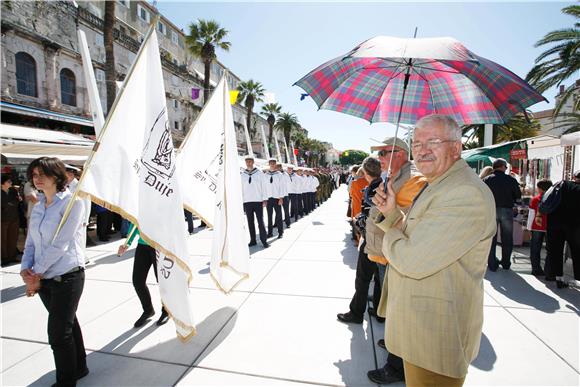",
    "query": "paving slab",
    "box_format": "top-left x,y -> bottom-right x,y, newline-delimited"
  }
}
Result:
194,293 -> 377,387
254,260 -> 354,299
1,348 -> 188,387
1,337 -> 49,373
282,240 -> 358,266
81,288 -> 247,366
507,308 -> 579,373
177,367 -> 318,386
2,280 -> 136,342
484,270 -> 580,313
466,306 -> 579,385
188,256 -> 277,292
